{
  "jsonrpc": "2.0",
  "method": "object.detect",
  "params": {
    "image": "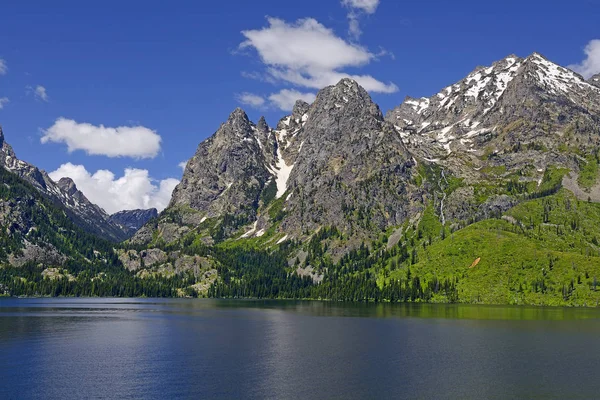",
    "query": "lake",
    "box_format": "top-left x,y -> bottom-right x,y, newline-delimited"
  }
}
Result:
1,299 -> 600,399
